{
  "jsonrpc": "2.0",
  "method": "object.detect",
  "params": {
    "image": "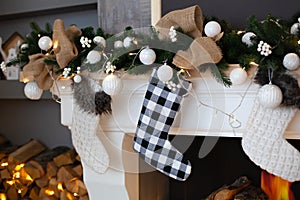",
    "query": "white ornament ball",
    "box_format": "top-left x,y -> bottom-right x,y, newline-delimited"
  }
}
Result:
242,32 -> 256,46
24,81 -> 43,100
93,36 -> 106,47
123,37 -> 134,48
230,68 -> 248,85
157,64 -> 173,82
20,43 -> 29,52
38,36 -> 53,51
204,21 -> 222,37
114,40 -> 123,49
258,84 -> 283,109
283,53 -> 300,70
139,47 -> 156,65
73,74 -> 82,83
86,50 -> 101,64
102,74 -> 123,95
290,23 -> 300,35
